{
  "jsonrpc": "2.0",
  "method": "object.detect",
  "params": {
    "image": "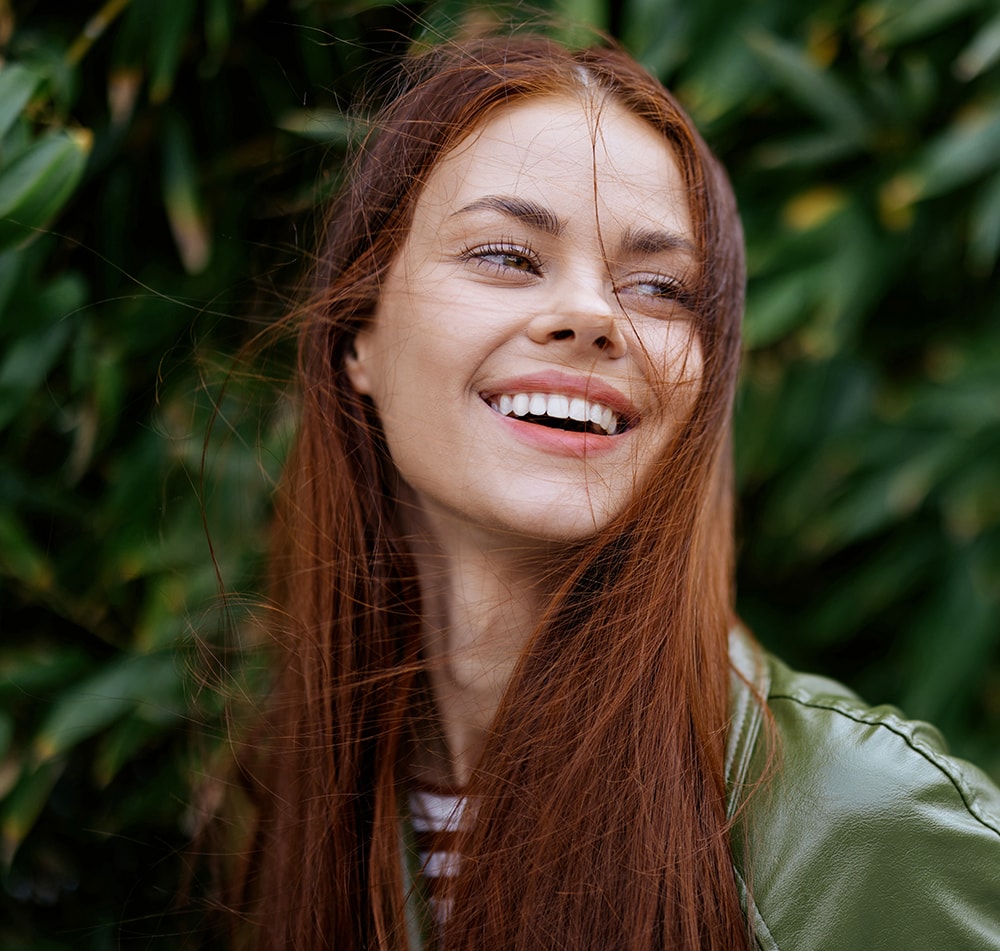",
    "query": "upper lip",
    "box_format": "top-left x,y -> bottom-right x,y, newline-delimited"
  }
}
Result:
479,371 -> 640,426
